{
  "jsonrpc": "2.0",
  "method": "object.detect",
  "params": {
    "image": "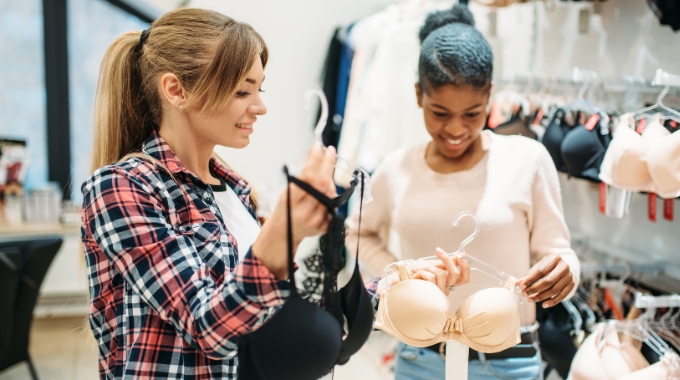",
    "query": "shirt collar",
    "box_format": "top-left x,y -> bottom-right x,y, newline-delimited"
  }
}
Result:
141,131 -> 251,197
